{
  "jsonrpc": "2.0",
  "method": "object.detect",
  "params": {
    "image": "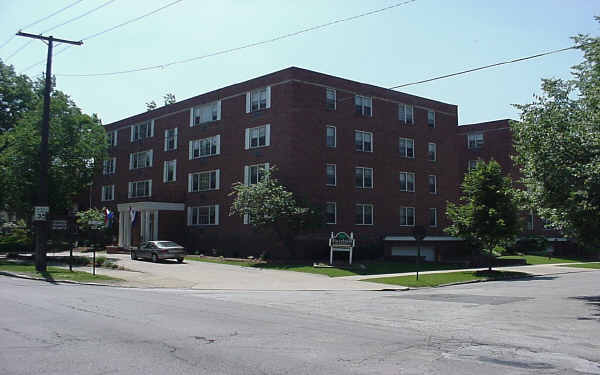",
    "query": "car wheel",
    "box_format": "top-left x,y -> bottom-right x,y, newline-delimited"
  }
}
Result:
131,251 -> 137,260
177,257 -> 184,263
152,253 -> 158,263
